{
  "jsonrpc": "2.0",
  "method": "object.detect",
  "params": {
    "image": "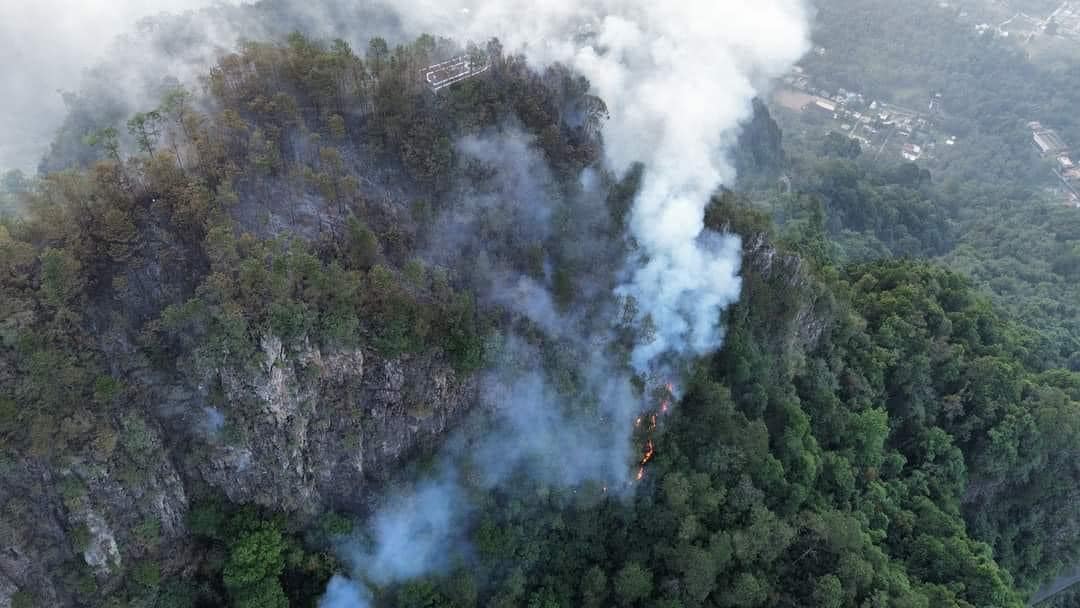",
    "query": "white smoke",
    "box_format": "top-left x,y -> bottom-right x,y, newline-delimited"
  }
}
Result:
387,0 -> 809,372
320,576 -> 371,608
0,0 -> 240,171
346,476 -> 467,584
321,2 -> 808,606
